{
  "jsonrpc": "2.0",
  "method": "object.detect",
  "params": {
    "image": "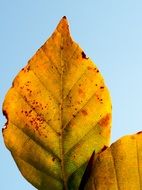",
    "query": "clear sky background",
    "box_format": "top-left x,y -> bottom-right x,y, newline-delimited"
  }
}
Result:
0,0 -> 142,189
